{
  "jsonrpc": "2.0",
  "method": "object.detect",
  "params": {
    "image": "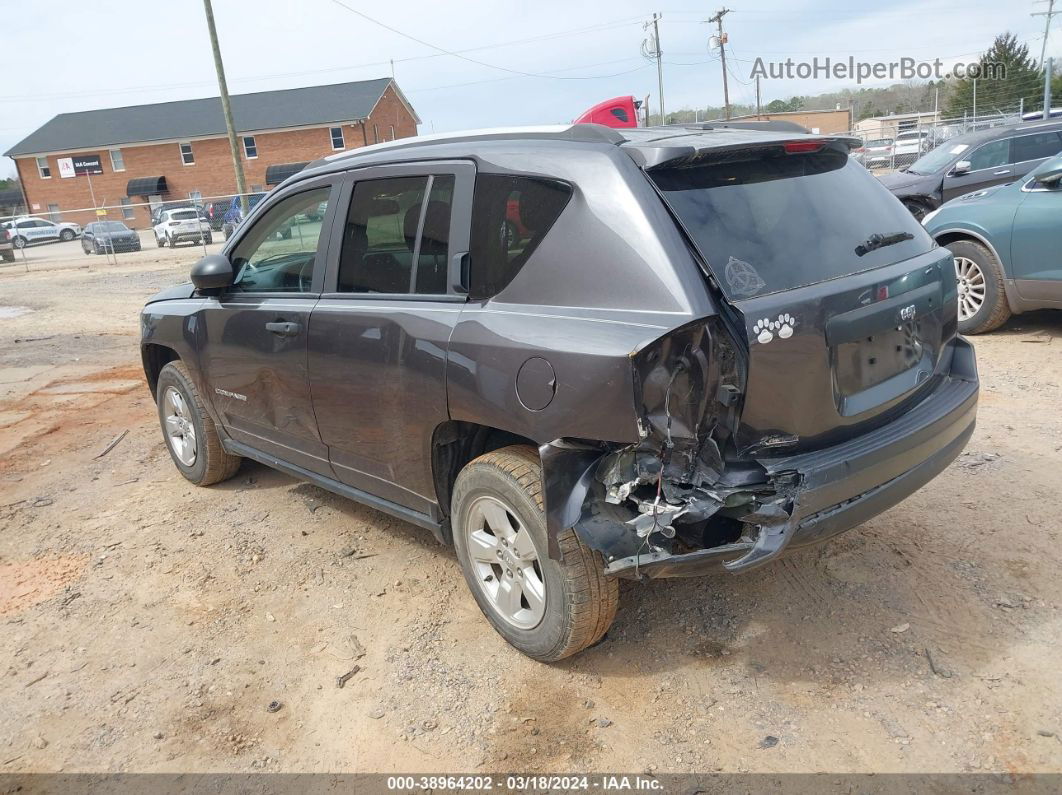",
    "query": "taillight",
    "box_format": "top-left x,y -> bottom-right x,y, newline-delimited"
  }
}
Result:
784,140 -> 827,154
